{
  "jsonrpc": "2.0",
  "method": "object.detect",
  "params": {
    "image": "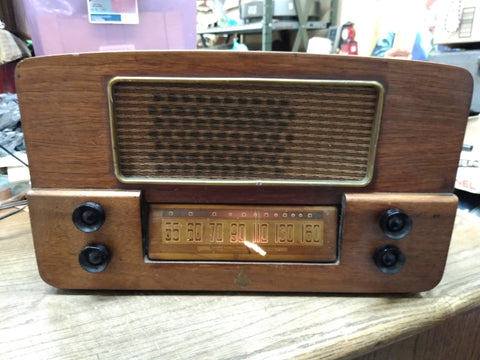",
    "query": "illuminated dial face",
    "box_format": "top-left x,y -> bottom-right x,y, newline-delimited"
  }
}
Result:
148,205 -> 338,262
341,27 -> 350,41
